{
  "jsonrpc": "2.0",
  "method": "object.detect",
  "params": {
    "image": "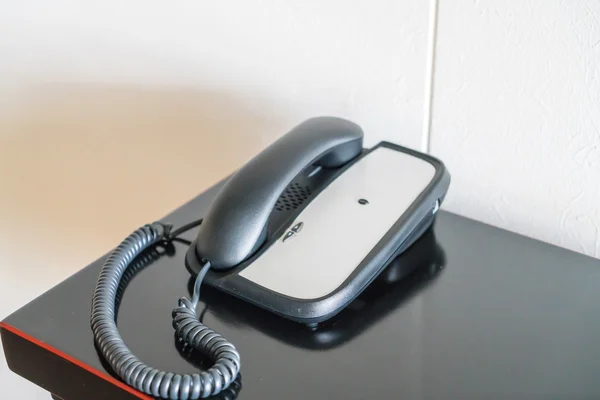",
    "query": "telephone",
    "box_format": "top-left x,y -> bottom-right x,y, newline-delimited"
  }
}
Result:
90,117 -> 450,399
